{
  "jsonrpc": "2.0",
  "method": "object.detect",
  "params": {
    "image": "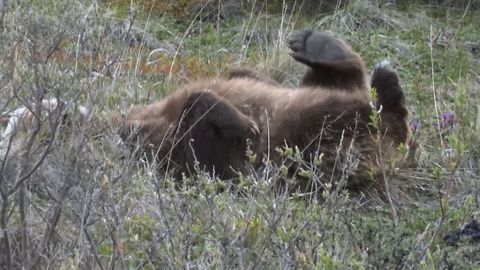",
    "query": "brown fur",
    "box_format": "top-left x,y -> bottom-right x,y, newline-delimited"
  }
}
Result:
288,29 -> 368,90
223,67 -> 280,85
120,29 -> 411,194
